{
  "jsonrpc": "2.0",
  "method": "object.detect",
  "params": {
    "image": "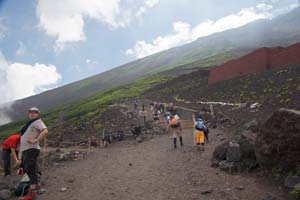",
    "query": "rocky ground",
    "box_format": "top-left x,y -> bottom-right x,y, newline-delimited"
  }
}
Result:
31,126 -> 291,200
0,106 -> 293,200
144,65 -> 300,128
1,102 -> 299,199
